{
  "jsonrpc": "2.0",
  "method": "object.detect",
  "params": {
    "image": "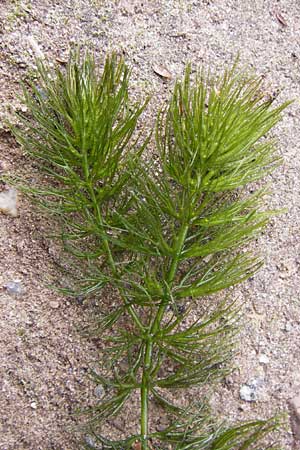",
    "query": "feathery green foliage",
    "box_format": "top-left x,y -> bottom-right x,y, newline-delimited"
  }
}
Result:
11,52 -> 289,450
